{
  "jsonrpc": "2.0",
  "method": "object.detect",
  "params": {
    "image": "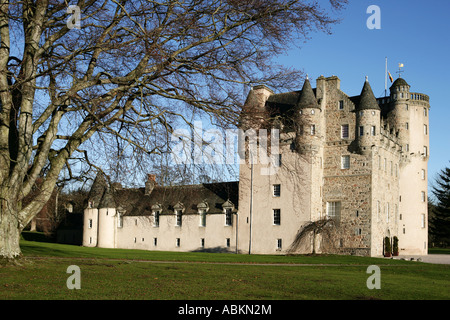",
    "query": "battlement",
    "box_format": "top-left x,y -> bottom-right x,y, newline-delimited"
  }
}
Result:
410,92 -> 429,103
